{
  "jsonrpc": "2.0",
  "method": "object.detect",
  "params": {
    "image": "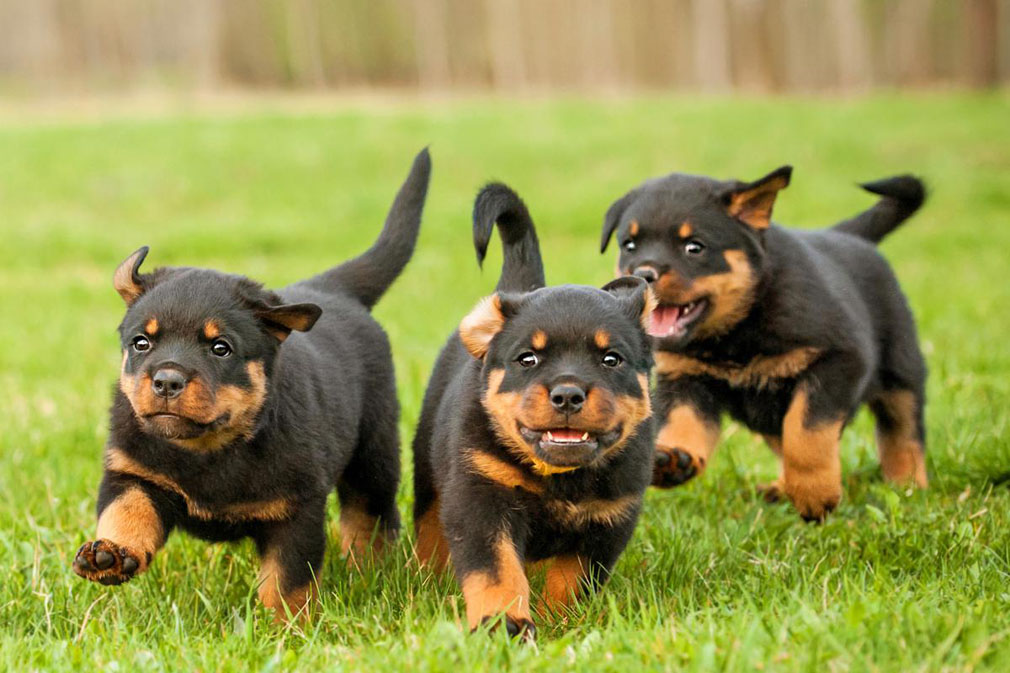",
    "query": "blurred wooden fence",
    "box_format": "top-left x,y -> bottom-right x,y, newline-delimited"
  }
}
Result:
0,0 -> 1008,95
